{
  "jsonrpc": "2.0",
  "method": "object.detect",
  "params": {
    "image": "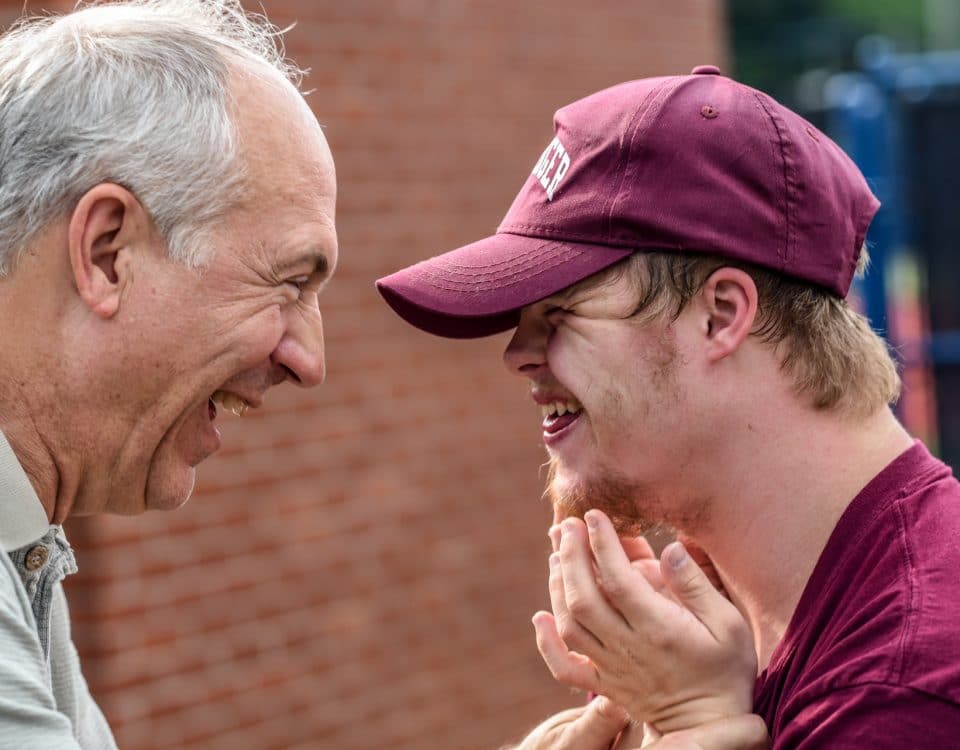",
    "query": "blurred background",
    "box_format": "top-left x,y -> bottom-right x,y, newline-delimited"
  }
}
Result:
1,0 -> 957,748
